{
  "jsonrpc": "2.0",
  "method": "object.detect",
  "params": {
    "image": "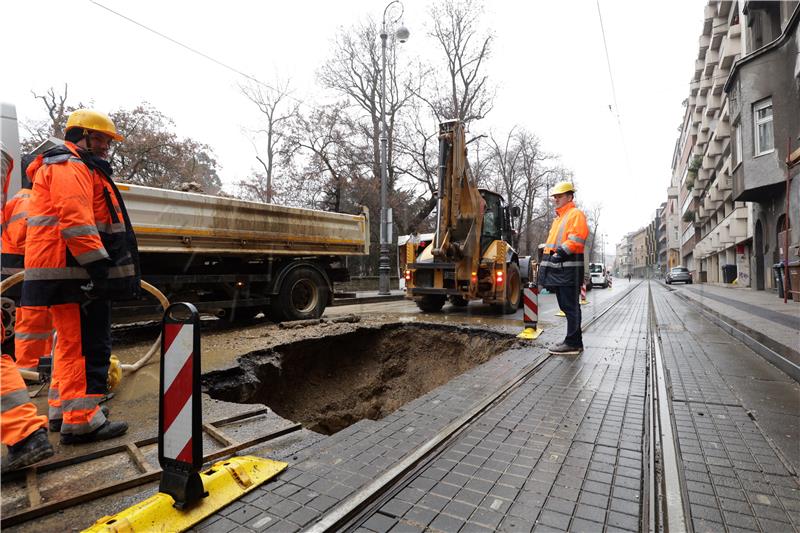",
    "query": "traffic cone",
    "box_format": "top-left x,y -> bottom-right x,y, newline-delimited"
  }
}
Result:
580,283 -> 589,305
518,284 -> 543,340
